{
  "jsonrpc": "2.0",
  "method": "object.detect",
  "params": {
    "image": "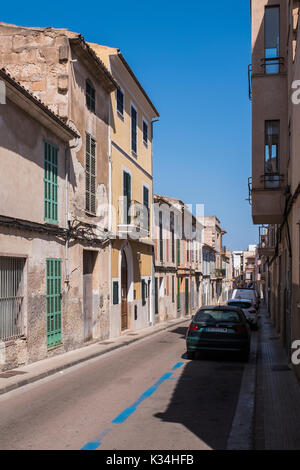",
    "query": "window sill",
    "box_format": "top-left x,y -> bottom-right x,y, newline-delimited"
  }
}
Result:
131,150 -> 138,159
44,220 -> 59,227
85,210 -> 97,218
